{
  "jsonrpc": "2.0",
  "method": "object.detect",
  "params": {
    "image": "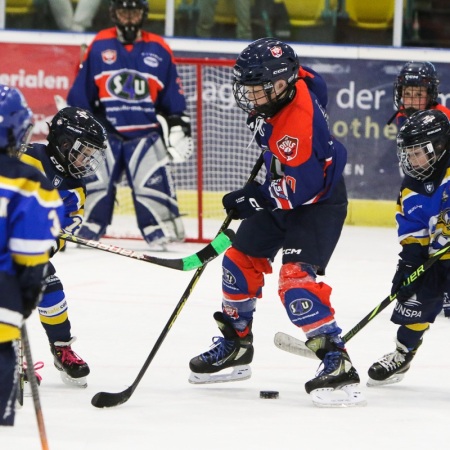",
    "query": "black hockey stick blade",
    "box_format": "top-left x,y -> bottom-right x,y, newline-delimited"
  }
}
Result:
58,228 -> 235,271
274,241 -> 450,359
91,386 -> 133,408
